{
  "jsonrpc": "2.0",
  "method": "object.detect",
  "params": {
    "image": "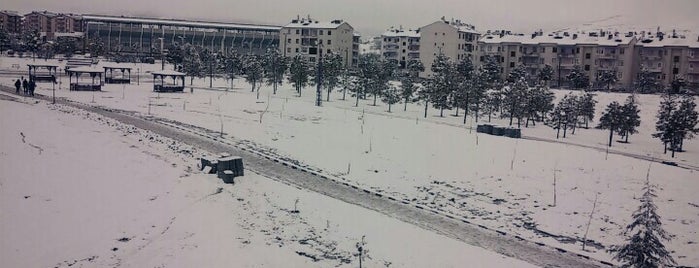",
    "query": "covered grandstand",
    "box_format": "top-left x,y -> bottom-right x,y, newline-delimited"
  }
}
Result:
81,14 -> 281,57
